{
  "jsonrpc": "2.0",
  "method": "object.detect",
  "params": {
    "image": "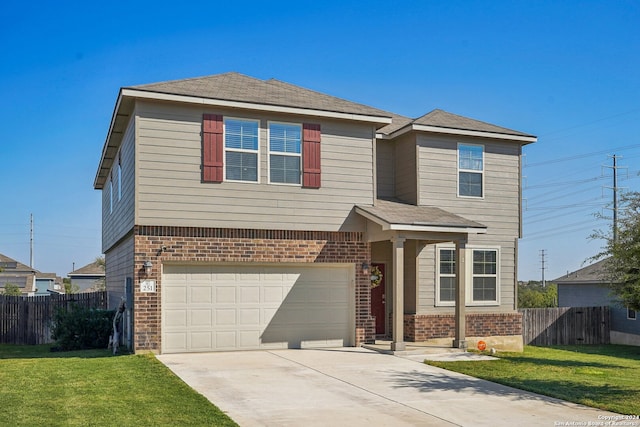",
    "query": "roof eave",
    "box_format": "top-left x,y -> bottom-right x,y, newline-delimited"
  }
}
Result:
378,123 -> 537,143
123,88 -> 393,124
94,89 -> 126,189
